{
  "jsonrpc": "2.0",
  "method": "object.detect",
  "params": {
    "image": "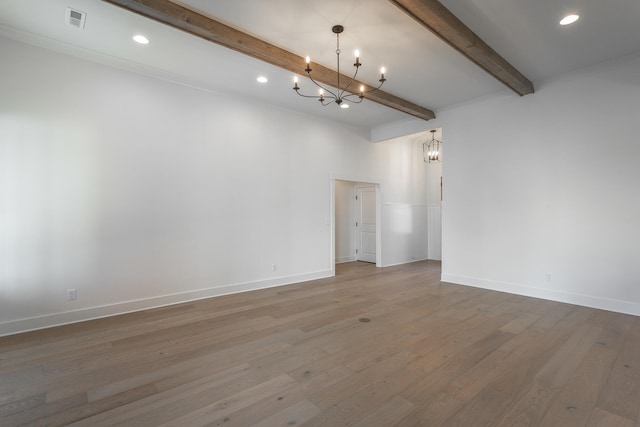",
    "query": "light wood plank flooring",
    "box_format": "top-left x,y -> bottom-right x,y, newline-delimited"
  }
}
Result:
1,261 -> 639,426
